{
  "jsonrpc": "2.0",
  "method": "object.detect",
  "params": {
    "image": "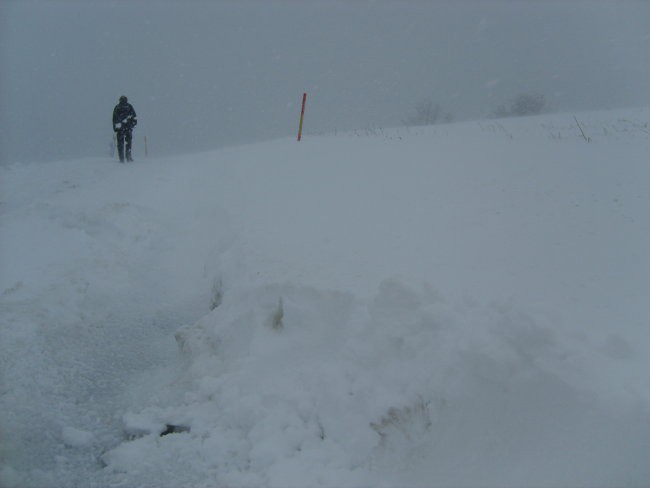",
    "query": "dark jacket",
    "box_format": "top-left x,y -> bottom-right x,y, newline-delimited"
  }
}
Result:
113,101 -> 137,132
